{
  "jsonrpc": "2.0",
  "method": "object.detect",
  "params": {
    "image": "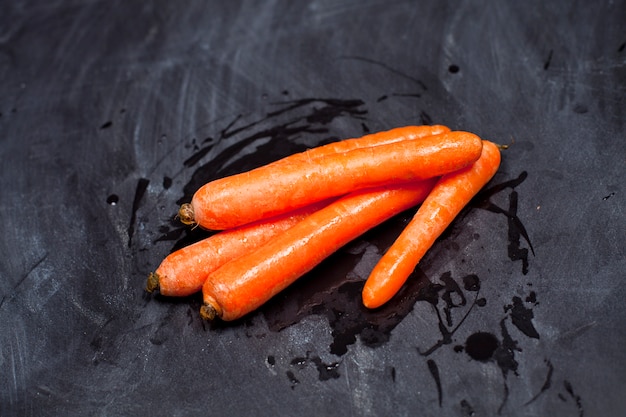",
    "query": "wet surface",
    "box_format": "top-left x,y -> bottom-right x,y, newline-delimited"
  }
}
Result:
1,1 -> 625,416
